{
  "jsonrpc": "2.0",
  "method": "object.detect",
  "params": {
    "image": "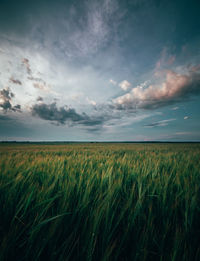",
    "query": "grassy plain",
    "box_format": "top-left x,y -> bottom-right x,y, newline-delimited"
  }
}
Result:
0,143 -> 200,261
